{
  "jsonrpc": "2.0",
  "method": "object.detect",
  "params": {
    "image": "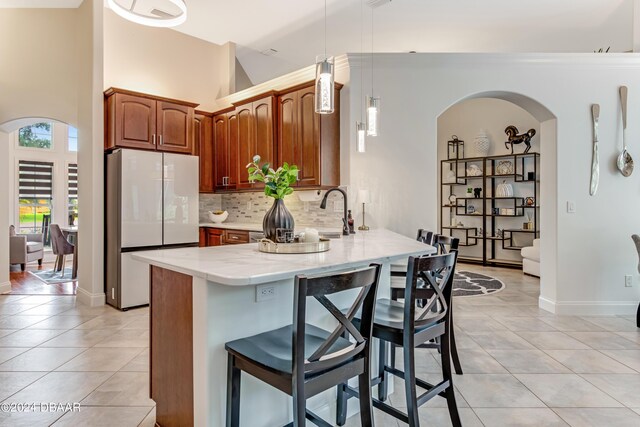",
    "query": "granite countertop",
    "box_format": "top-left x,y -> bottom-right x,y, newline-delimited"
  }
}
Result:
133,229 -> 434,286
